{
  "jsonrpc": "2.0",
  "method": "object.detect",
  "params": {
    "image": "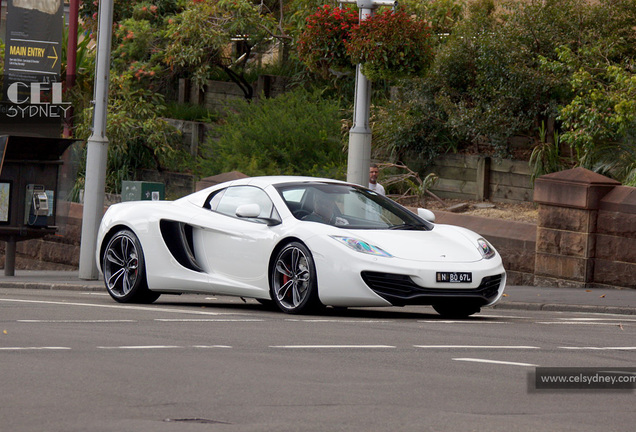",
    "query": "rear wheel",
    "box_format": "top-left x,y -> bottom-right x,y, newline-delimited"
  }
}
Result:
270,242 -> 321,314
433,303 -> 480,319
102,229 -> 159,304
